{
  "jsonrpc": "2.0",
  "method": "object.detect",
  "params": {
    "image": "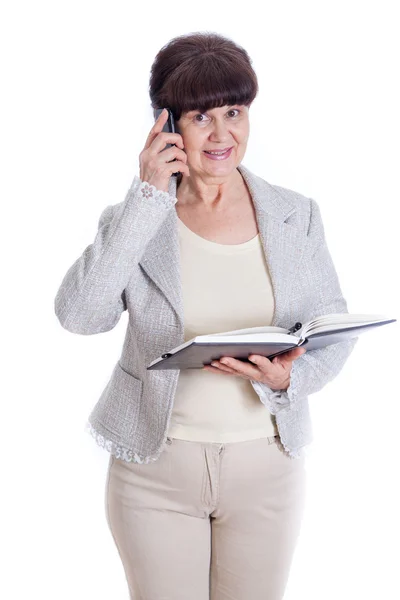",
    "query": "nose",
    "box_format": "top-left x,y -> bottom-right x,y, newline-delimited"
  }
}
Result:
208,118 -> 231,143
